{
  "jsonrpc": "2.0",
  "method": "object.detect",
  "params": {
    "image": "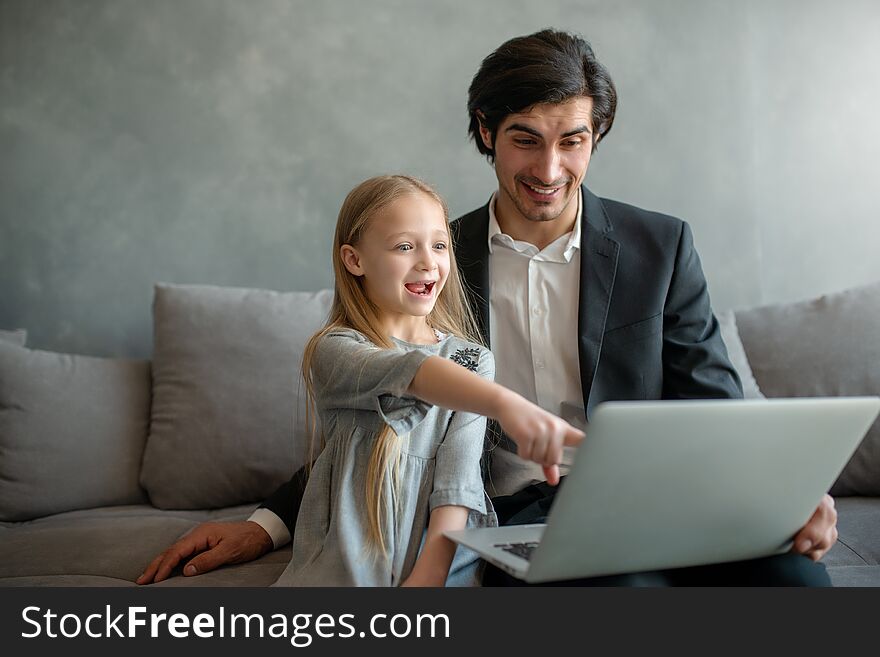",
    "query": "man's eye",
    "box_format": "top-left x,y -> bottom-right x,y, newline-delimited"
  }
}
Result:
514,139 -> 536,146
562,139 -> 583,147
